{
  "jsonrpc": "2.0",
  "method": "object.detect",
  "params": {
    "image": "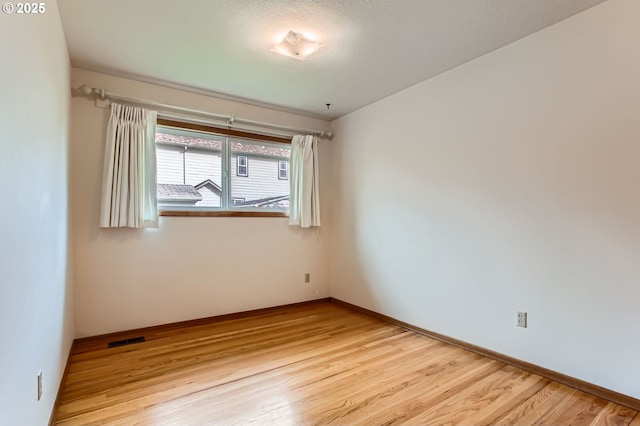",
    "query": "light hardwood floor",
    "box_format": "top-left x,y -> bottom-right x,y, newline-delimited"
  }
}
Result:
53,302 -> 639,425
